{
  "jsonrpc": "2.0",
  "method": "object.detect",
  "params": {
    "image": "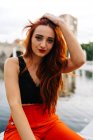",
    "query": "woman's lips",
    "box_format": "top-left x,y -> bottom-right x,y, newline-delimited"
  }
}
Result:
38,49 -> 46,53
